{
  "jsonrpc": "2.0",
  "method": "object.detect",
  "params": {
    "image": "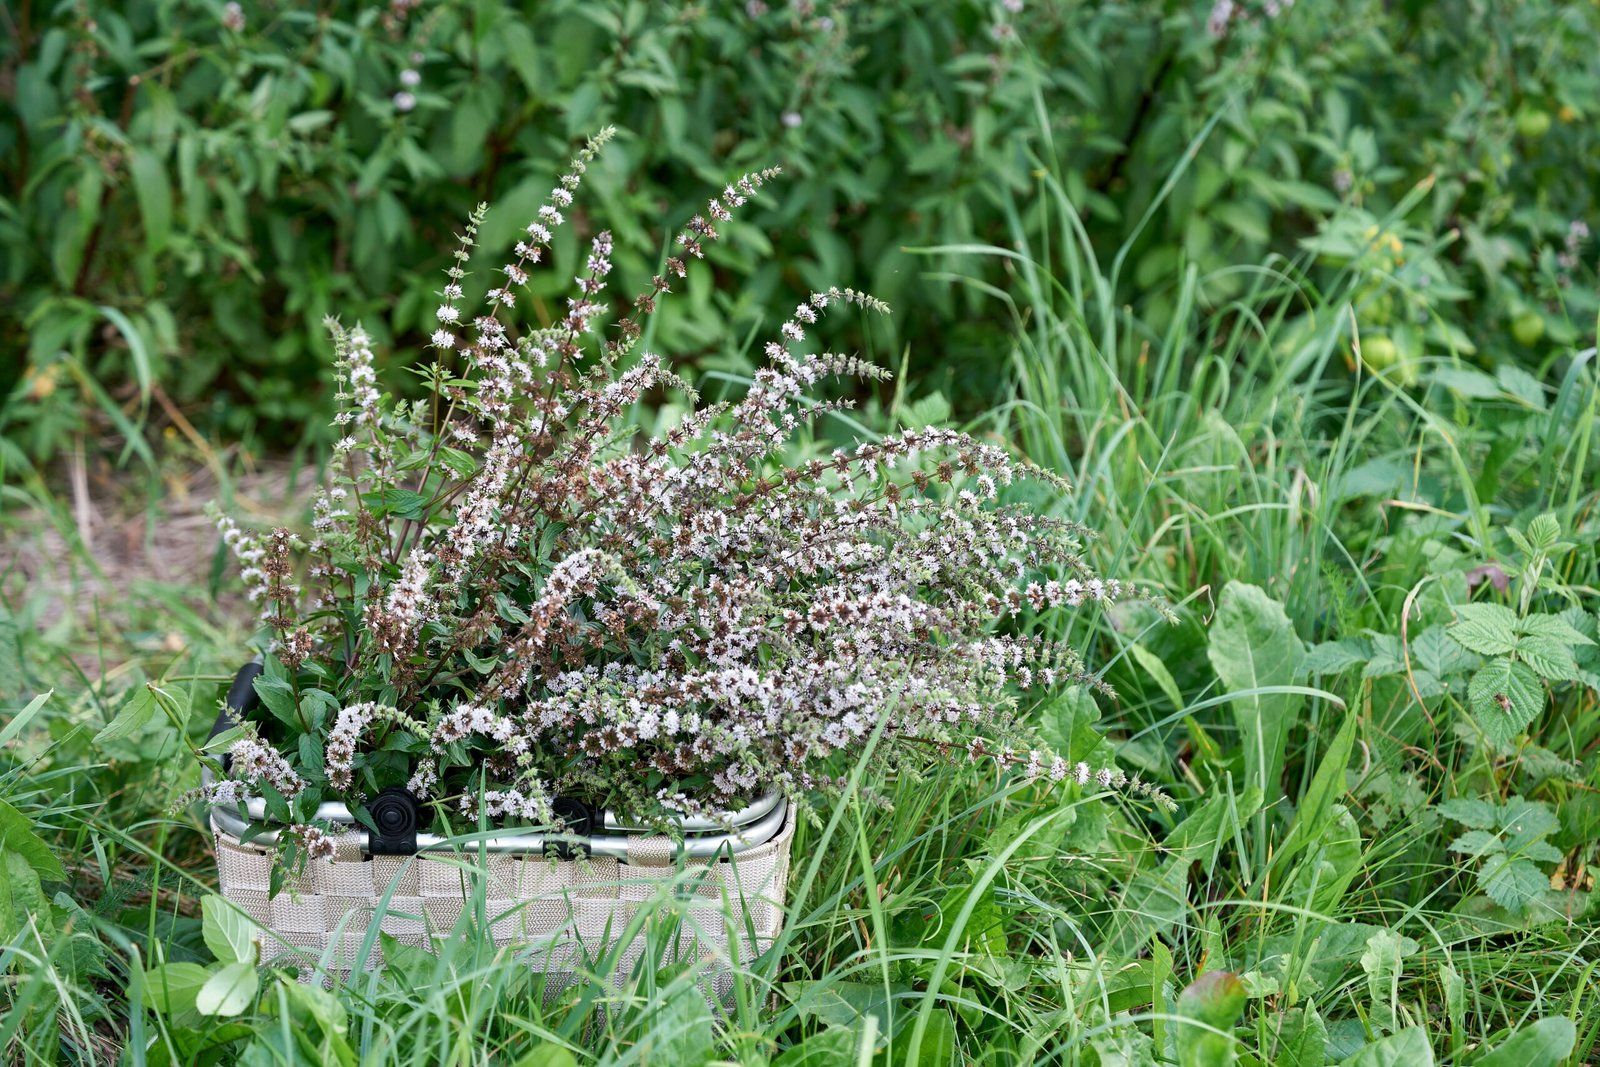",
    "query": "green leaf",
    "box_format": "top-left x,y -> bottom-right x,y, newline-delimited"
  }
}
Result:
1467,658 -> 1544,746
1207,582 -> 1304,798
1274,1006 -> 1327,1067
0,799 -> 66,880
1411,626 -> 1478,678
196,960 -> 258,1017
0,690 -> 51,747
1446,830 -> 1501,858
1449,603 -> 1520,656
1130,641 -> 1185,708
1305,639 -> 1368,674
1175,971 -> 1247,1067
1275,707 -> 1357,876
511,1045 -> 580,1067
202,895 -> 259,965
143,961 -> 212,1016
1479,854 -> 1548,914
0,850 -> 52,944
633,982 -> 714,1066
1516,613 -> 1595,646
129,148 -> 173,256
1339,1027 -> 1433,1067
1524,513 -> 1561,551
1436,798 -> 1497,829
1476,1017 -> 1577,1067
1515,635 -> 1579,681
95,685 -> 161,743
771,1028 -> 859,1067
252,674 -> 301,729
